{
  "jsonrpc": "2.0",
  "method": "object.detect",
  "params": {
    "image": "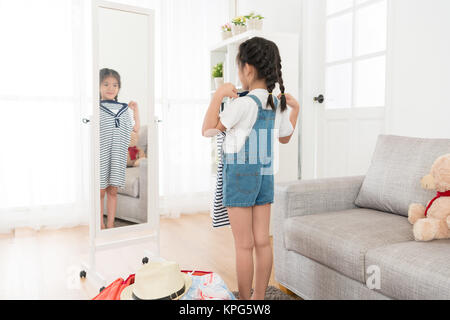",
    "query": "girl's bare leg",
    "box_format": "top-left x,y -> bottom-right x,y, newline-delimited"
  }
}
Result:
228,206 -> 254,300
100,189 -> 106,229
106,186 -> 118,228
251,204 -> 272,300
